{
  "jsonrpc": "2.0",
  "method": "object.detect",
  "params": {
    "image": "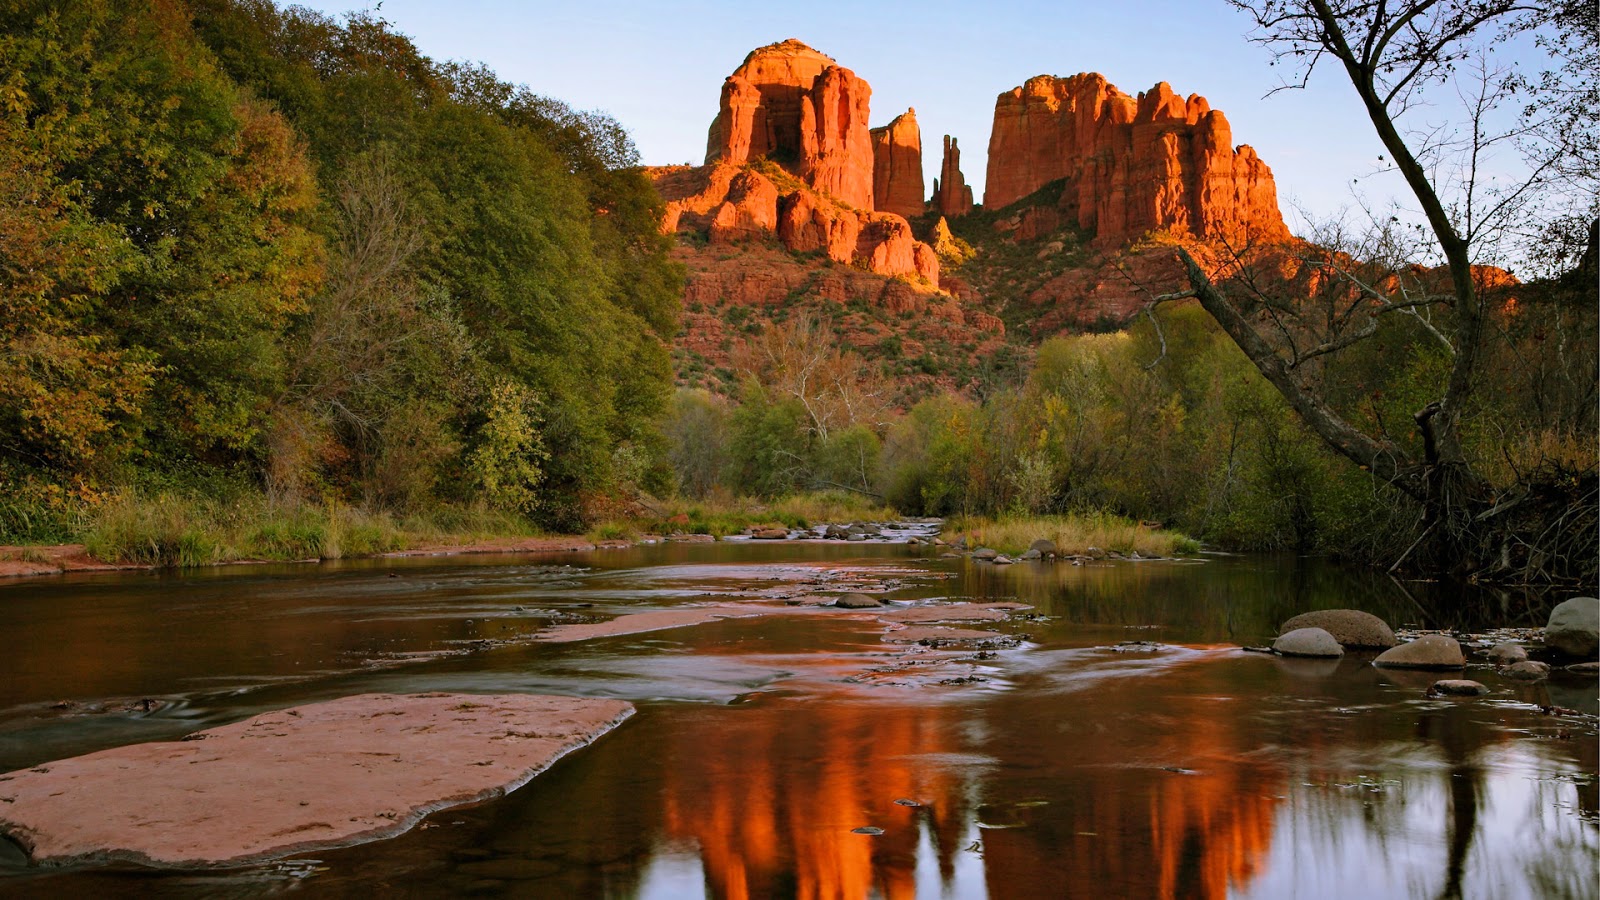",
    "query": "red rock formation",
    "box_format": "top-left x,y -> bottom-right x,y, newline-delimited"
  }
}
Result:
705,41 -> 833,166
778,190 -> 862,264
984,73 -> 1289,246
932,135 -> 974,217
799,65 -> 875,209
650,162 -> 940,286
870,108 -> 925,220
857,214 -> 939,283
704,39 -> 875,210
654,163 -> 780,245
